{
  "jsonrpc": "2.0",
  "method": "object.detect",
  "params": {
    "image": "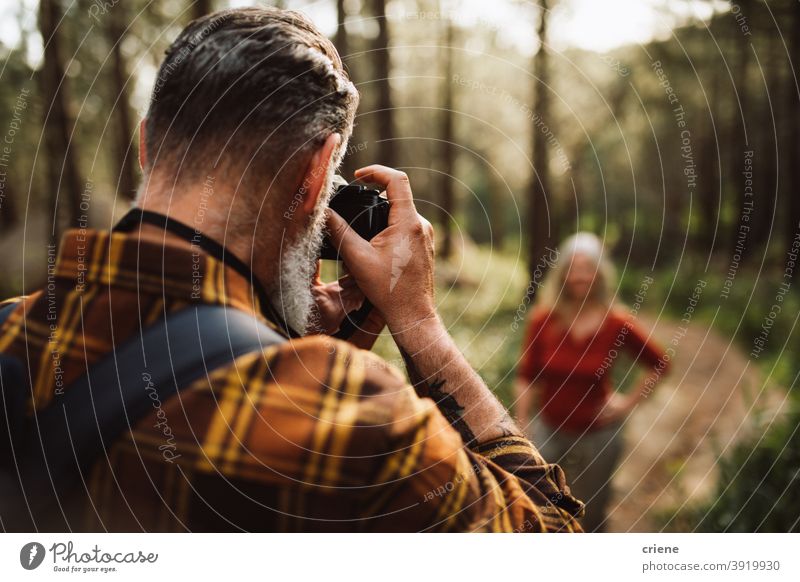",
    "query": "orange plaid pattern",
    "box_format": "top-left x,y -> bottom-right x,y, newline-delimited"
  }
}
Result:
0,227 -> 583,532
